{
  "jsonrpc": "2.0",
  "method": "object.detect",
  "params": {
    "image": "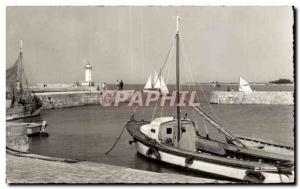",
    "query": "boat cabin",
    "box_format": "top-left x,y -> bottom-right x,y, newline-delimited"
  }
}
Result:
140,116 -> 232,155
140,117 -> 199,152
